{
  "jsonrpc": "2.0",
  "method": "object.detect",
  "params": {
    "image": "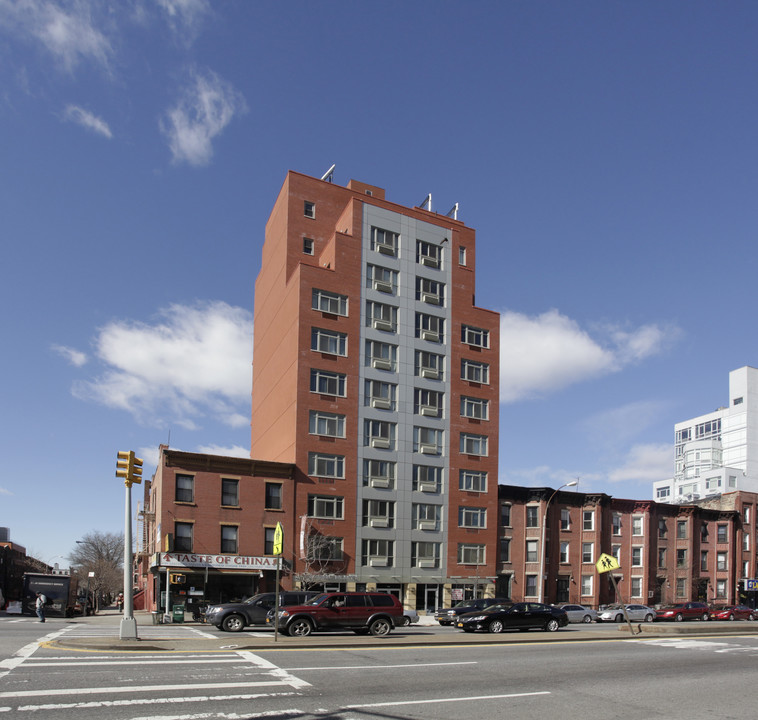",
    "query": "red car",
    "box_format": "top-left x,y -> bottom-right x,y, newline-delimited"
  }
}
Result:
655,602 -> 710,622
709,605 -> 756,621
